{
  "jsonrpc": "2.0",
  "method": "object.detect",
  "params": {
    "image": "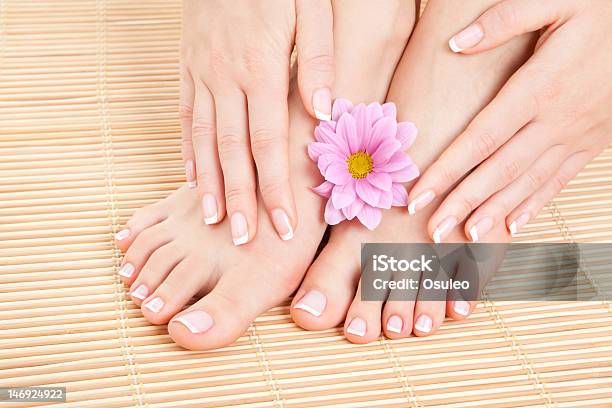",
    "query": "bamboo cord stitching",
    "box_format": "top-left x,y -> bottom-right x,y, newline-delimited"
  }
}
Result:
378,335 -> 421,407
248,323 -> 285,407
481,292 -> 556,408
0,0 -> 5,78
